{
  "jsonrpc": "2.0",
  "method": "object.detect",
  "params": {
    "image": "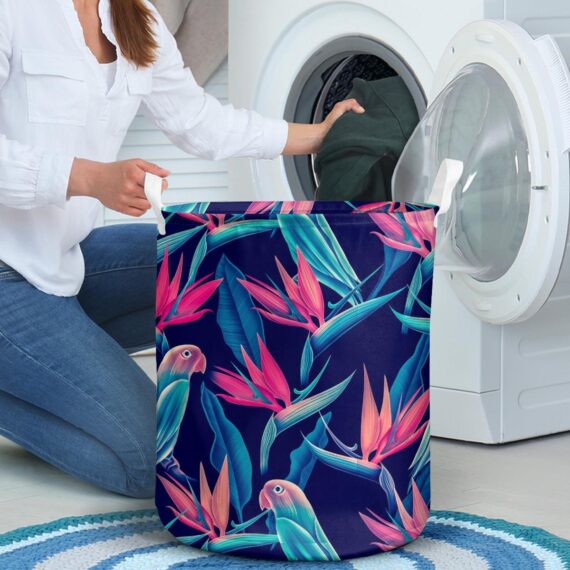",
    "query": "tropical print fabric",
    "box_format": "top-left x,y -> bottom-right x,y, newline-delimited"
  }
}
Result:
155,201 -> 436,561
